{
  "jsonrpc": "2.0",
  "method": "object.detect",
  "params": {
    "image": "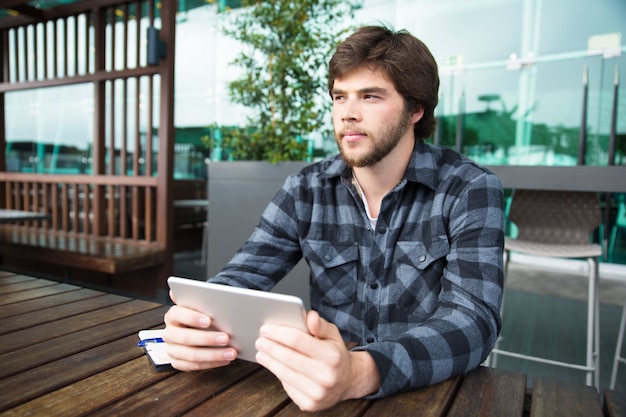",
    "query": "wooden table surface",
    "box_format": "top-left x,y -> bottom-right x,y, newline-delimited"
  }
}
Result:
0,209 -> 50,223
0,271 -> 610,417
